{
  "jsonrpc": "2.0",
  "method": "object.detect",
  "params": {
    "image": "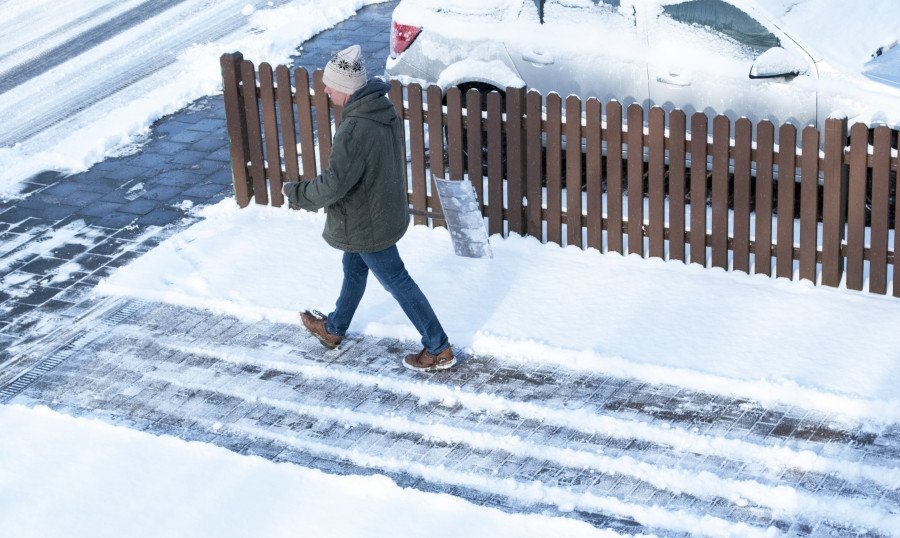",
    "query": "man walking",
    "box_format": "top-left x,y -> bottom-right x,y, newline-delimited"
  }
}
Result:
282,45 -> 454,372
